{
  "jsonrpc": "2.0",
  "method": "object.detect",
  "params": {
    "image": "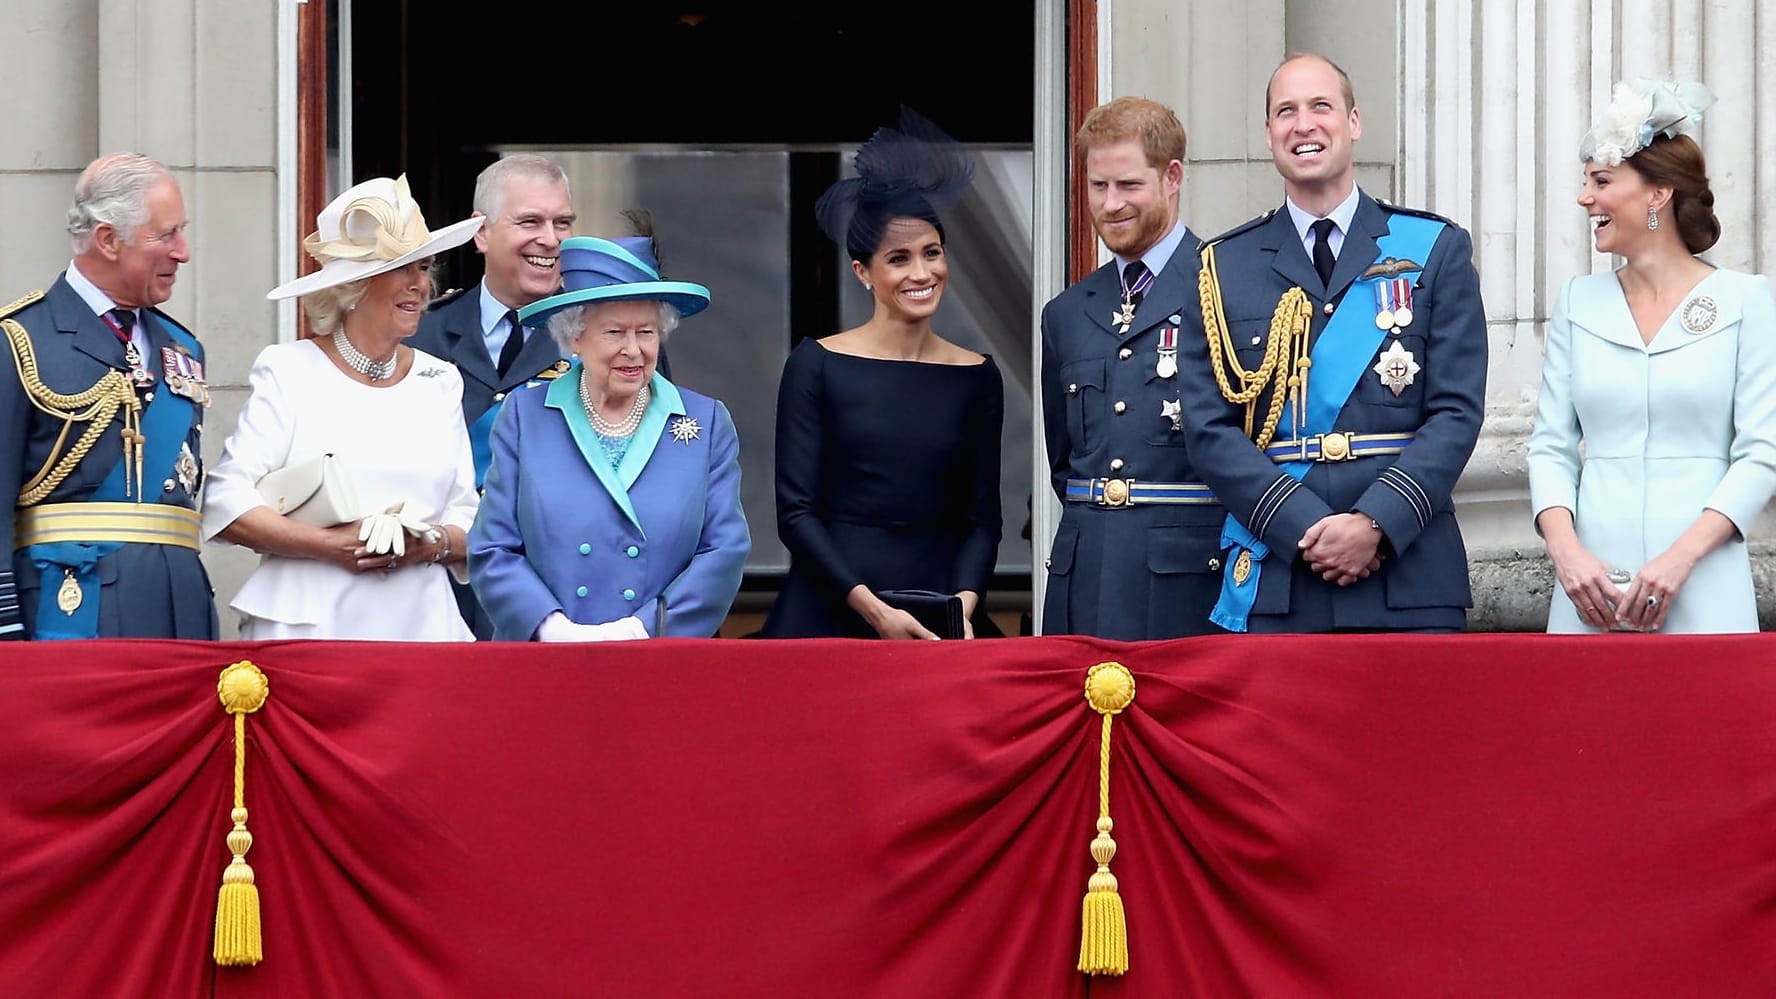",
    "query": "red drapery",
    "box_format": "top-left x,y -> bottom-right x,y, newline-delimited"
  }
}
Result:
2,635 -> 1772,996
